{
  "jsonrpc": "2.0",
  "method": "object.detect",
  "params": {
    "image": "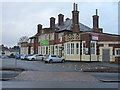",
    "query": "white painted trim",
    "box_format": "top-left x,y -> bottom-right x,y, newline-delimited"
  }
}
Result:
91,41 -> 97,55
98,41 -> 120,44
115,48 -> 120,56
99,47 -> 113,62
82,41 -> 86,55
